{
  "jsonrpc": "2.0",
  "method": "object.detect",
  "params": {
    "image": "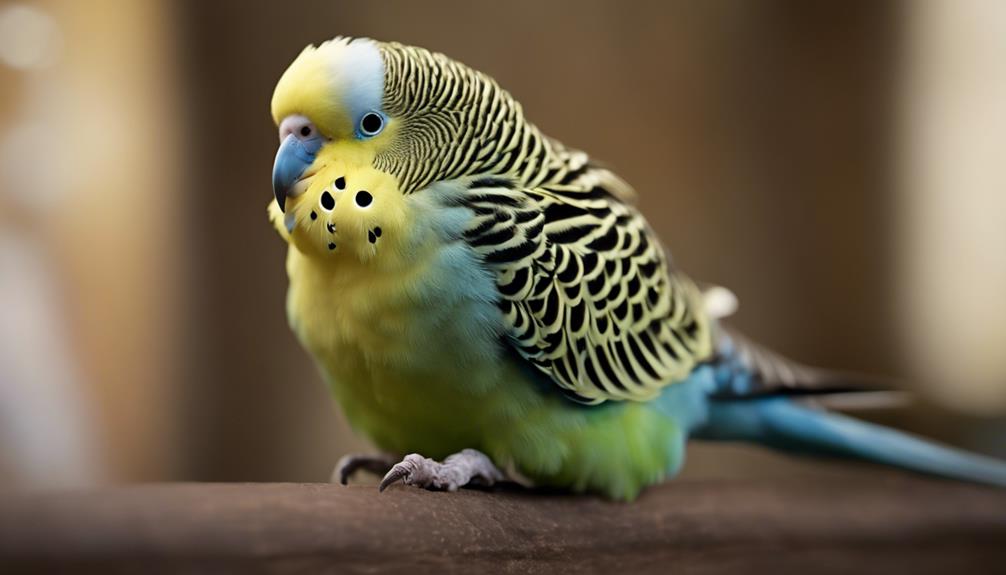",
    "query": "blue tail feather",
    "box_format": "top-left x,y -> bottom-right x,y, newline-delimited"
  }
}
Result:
694,397 -> 1006,487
